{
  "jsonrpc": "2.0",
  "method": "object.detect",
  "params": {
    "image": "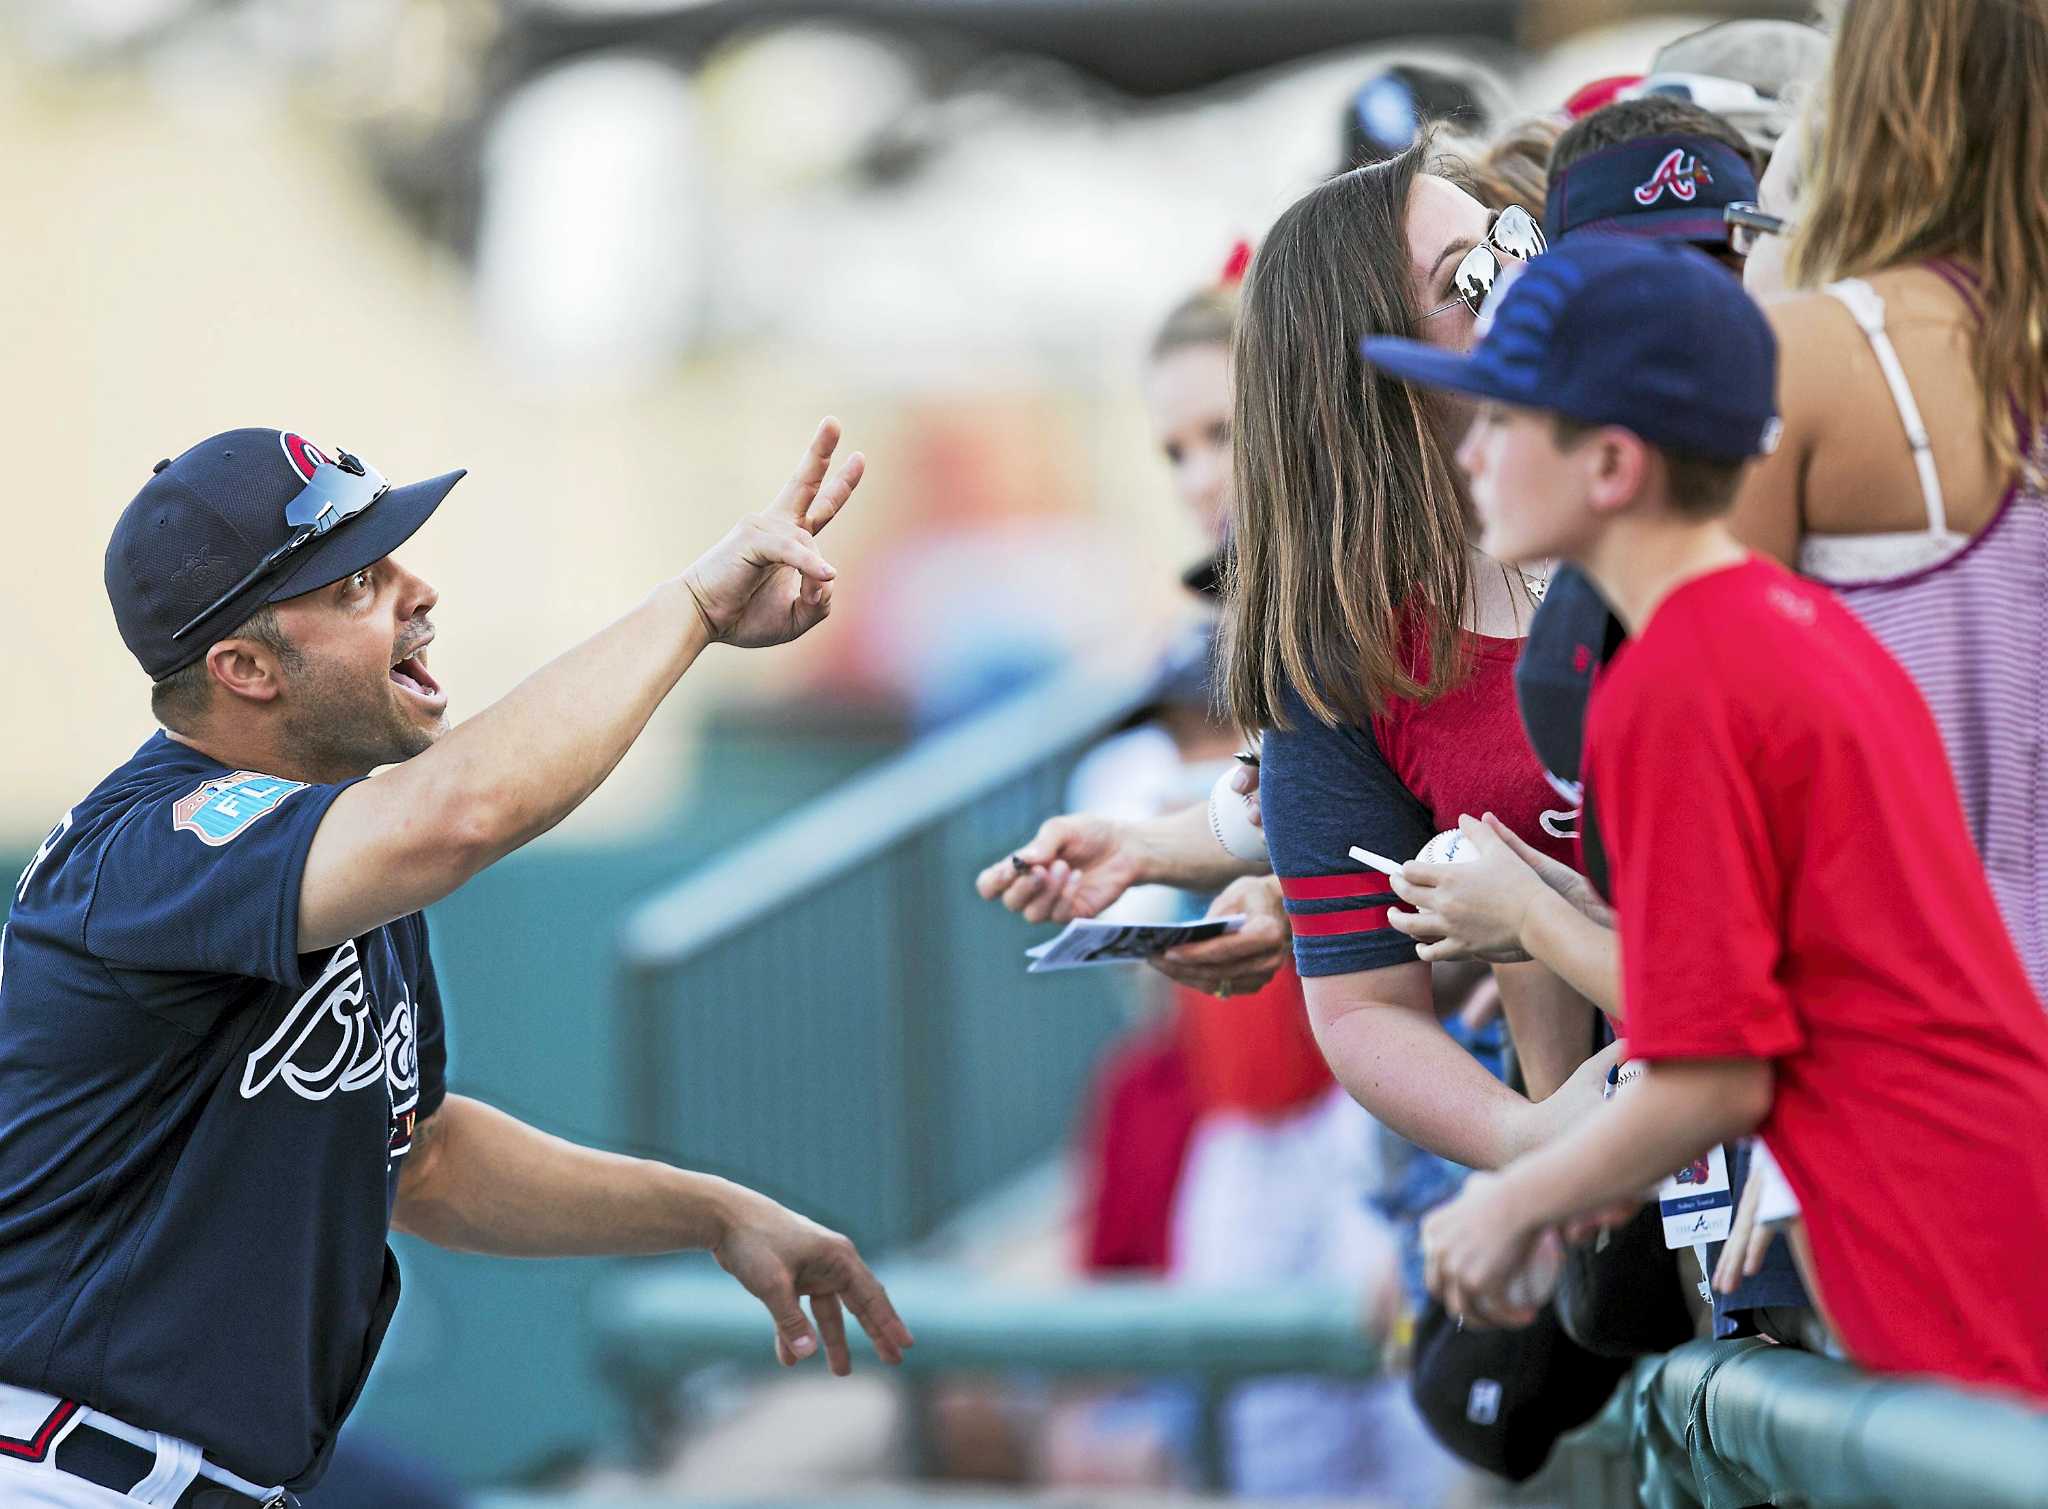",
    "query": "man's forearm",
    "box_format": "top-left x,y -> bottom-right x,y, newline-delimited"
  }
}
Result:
393,1094 -> 734,1257
403,581 -> 712,860
1126,803 -> 1267,891
1520,891 -> 1621,1017
302,584 -> 712,948
1499,1059 -> 1772,1231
